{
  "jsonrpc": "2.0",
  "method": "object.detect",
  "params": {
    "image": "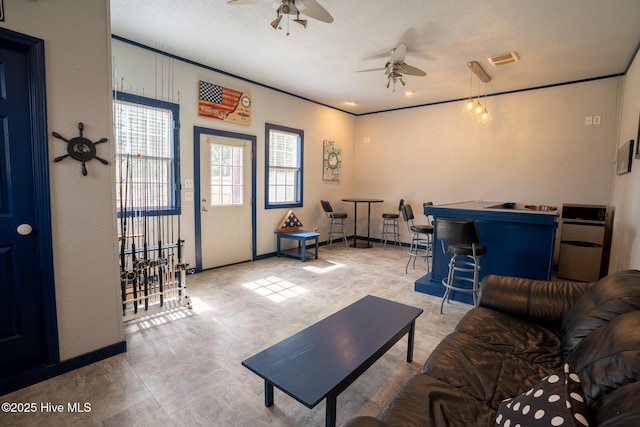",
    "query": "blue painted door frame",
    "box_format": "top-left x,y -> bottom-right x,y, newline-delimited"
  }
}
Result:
193,126 -> 257,271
